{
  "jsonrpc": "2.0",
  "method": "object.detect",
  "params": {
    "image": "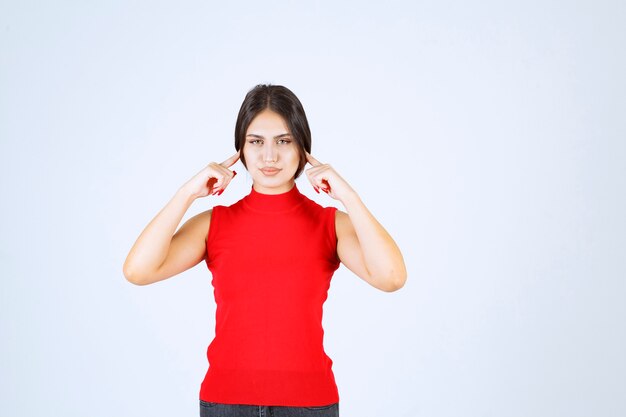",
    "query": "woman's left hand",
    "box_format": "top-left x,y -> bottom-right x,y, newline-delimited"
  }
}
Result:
305,152 -> 355,202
